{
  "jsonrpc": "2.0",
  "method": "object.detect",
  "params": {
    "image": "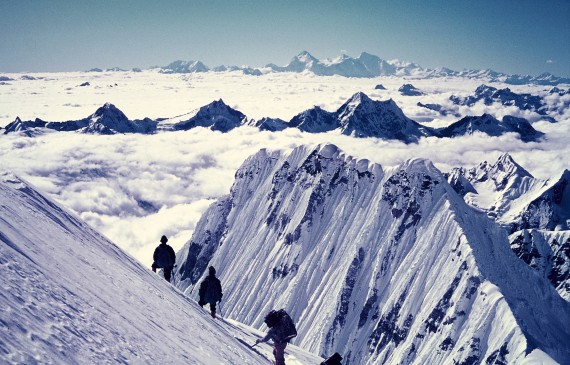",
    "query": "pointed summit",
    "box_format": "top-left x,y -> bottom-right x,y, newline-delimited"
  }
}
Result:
335,92 -> 436,141
91,102 -> 129,122
173,99 -> 246,132
288,105 -> 338,133
3,116 -> 46,135
286,51 -> 319,72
